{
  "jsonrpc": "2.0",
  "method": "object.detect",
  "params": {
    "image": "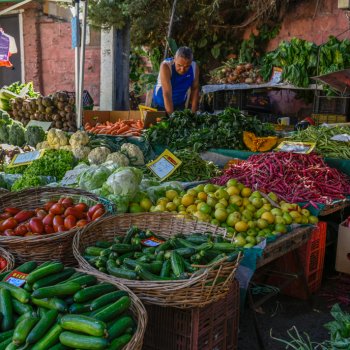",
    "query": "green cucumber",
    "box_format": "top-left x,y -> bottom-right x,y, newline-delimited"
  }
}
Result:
155,240 -> 172,253
184,235 -> 209,244
160,259 -> 171,278
50,343 -> 69,350
26,262 -> 64,285
95,241 -> 113,249
0,337 -> 12,350
106,261 -> 138,280
60,314 -> 107,337
155,251 -> 165,261
108,252 -> 118,260
59,331 -> 109,350
0,289 -> 14,331
32,282 -> 81,299
174,247 -> 196,258
0,282 -> 30,303
31,323 -> 62,350
141,247 -> 156,254
31,297 -> 68,313
170,251 -> 185,277
212,242 -> 237,253
90,291 -> 128,311
207,253 -> 227,265
115,252 -> 135,266
227,251 -> 240,262
183,260 -> 198,273
84,247 -> 105,256
0,271 -> 10,281
135,266 -> 173,281
12,315 -> 39,345
0,331 -> 13,344
73,283 -> 116,303
194,242 -> 214,252
136,254 -> 155,263
23,283 -> 33,292
107,333 -> 132,350
93,296 -> 131,323
123,259 -> 162,274
32,268 -> 76,290
107,316 -> 134,341
12,299 -> 33,315
1,261 -> 38,282
122,226 -> 139,244
26,309 -> 58,344
69,302 -> 92,314
111,244 -> 139,254
65,274 -> 97,287
100,249 -> 112,257
14,311 -> 36,327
